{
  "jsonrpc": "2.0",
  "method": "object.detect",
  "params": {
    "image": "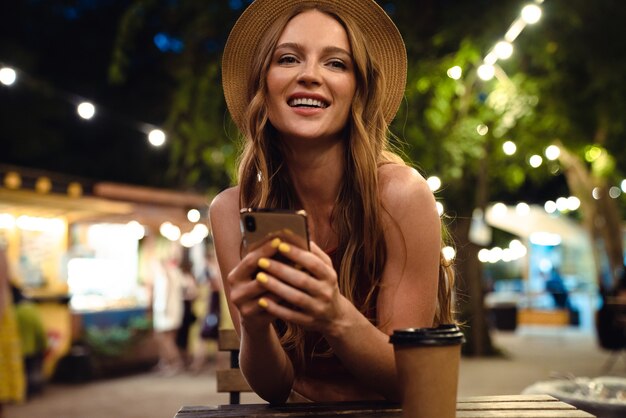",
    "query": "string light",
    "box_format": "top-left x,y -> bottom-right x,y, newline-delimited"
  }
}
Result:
447,66 -> 462,80
77,102 -> 96,120
148,129 -> 166,147
0,67 -> 17,86
544,145 -> 560,160
475,0 -> 544,81
477,64 -> 495,81
529,154 -> 543,168
0,61 -> 167,147
427,176 -> 442,192
521,4 -> 543,24
494,41 -> 514,60
187,209 -> 200,223
502,141 -> 517,155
